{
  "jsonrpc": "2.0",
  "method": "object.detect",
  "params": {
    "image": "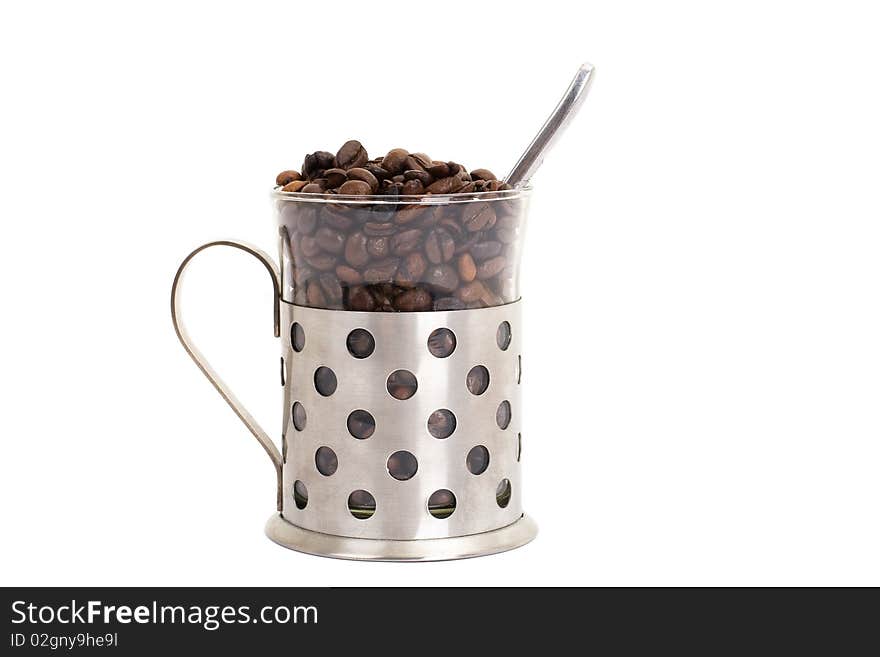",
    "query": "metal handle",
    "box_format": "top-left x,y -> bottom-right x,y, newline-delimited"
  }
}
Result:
171,240 -> 283,510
